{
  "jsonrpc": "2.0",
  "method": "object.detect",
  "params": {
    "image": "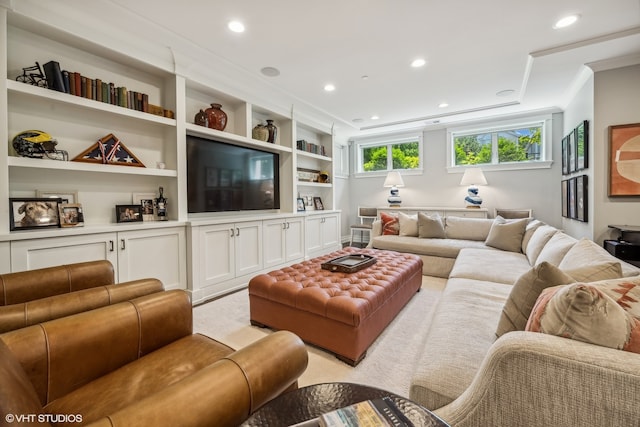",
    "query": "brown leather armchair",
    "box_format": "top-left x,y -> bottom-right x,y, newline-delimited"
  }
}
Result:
0,261 -> 164,333
0,289 -> 308,427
